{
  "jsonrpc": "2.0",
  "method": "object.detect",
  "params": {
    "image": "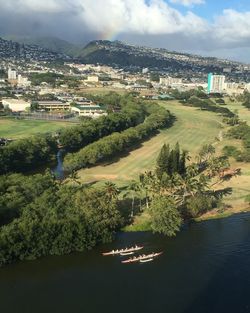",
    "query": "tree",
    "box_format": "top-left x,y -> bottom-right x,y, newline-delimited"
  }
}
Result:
149,196 -> 182,236
186,193 -> 213,218
156,144 -> 170,179
103,181 -> 119,201
30,101 -> 39,111
172,142 -> 180,173
245,195 -> 250,206
156,143 -> 187,179
197,144 -> 215,165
